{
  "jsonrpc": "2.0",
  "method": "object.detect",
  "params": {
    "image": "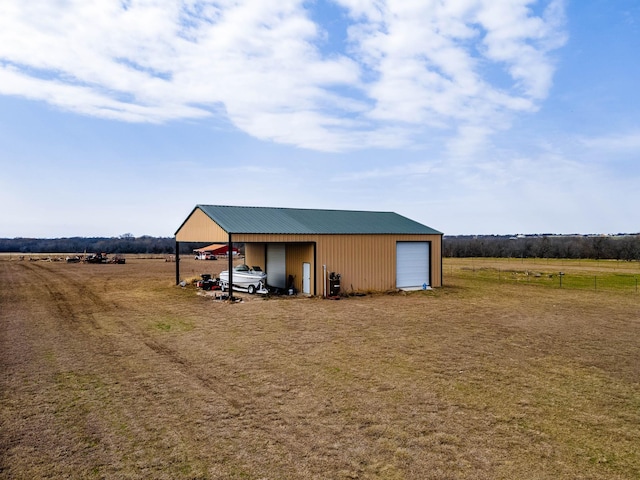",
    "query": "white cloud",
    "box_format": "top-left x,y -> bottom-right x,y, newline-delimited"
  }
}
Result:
476,0 -> 566,99
581,131 -> 640,151
0,0 -> 566,152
